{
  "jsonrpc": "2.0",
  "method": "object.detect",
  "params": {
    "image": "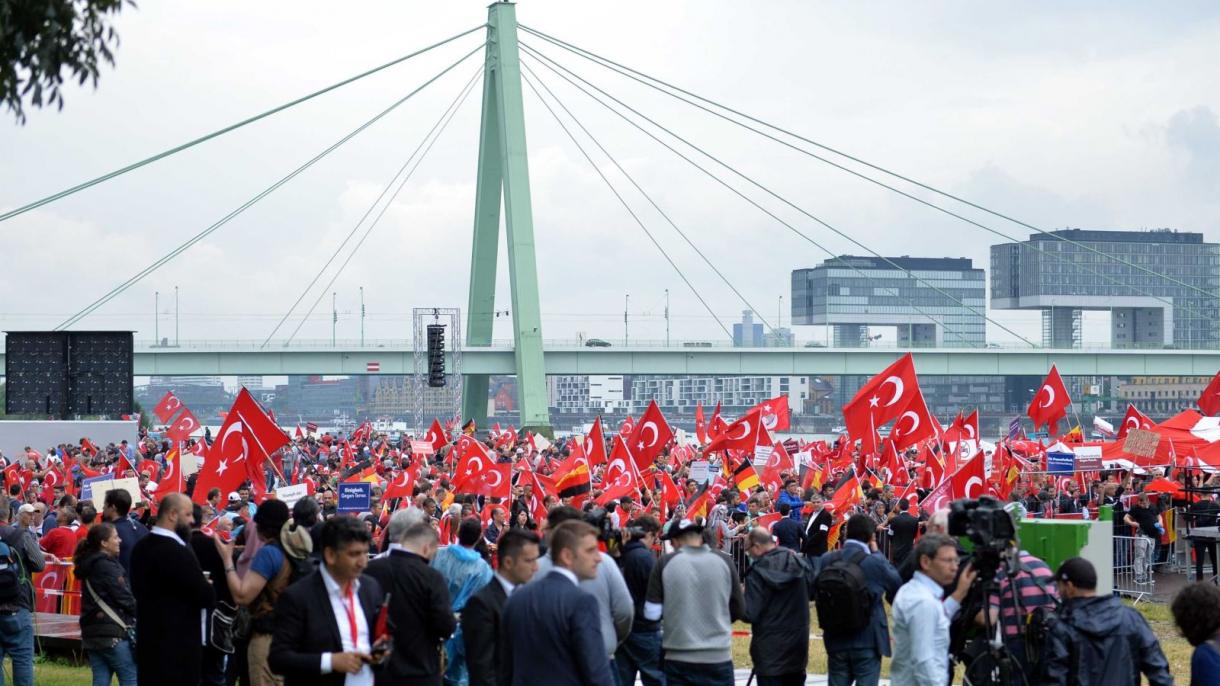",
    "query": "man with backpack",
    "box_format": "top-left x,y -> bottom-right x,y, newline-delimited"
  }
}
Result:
0,495 -> 45,686
814,514 -> 901,686
742,526 -> 815,686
